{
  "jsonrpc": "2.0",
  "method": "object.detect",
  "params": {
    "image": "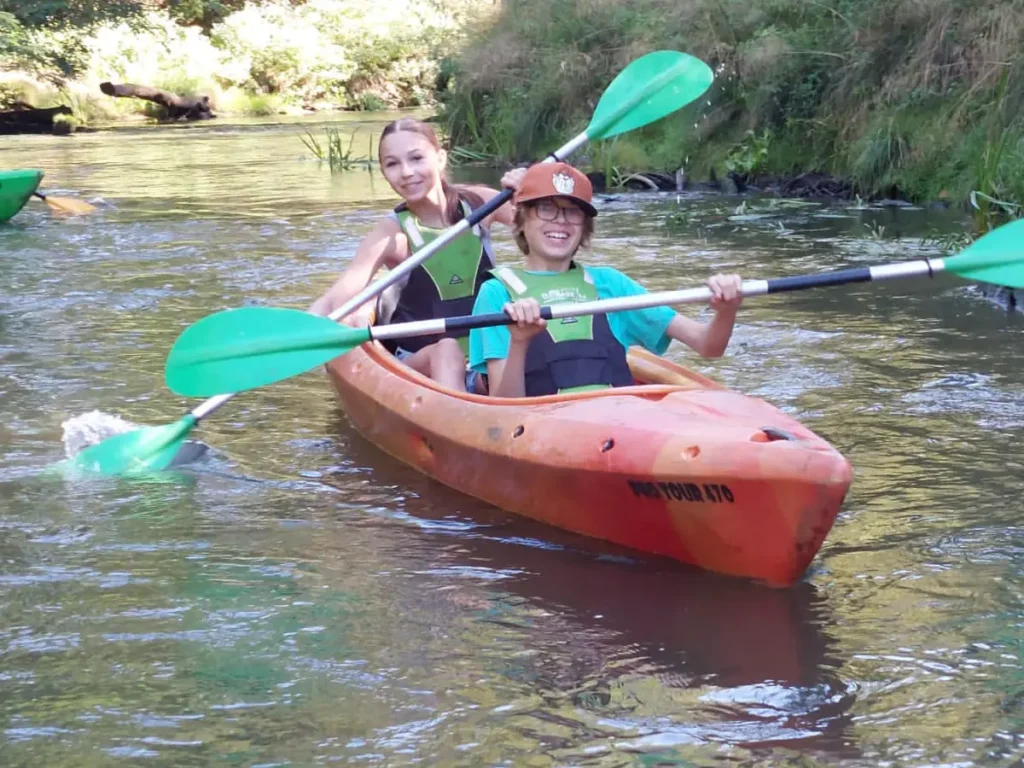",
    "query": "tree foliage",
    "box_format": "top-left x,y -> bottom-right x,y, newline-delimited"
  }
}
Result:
0,0 -> 147,28
161,0 -> 250,33
0,1 -> 149,75
159,1 -> 308,34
